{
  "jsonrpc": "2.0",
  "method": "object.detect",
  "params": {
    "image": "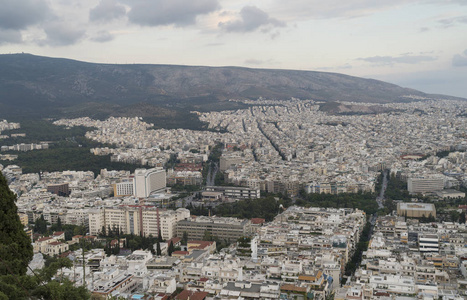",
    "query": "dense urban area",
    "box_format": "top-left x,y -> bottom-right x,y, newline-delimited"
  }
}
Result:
2,98 -> 467,299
